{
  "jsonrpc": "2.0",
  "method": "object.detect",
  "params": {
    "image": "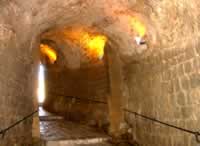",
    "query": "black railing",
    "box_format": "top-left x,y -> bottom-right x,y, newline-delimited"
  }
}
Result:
124,109 -> 200,143
49,92 -> 107,104
0,110 -> 38,139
